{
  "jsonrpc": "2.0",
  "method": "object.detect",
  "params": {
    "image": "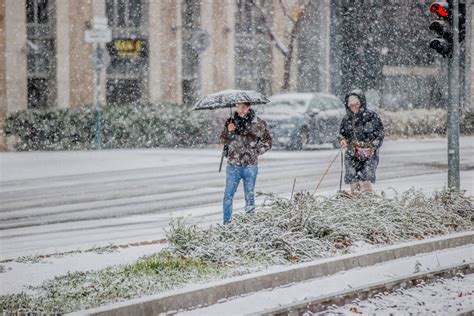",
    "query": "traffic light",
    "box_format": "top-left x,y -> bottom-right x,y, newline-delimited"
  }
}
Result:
428,1 -> 466,58
429,2 -> 452,57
